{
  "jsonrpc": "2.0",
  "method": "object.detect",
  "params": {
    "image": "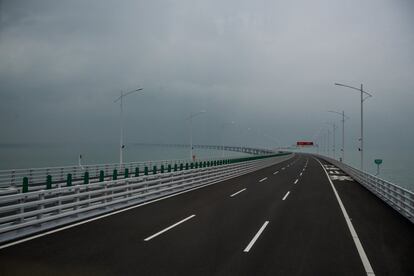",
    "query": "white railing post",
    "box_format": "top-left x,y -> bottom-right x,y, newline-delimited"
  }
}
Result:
37,193 -> 44,221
